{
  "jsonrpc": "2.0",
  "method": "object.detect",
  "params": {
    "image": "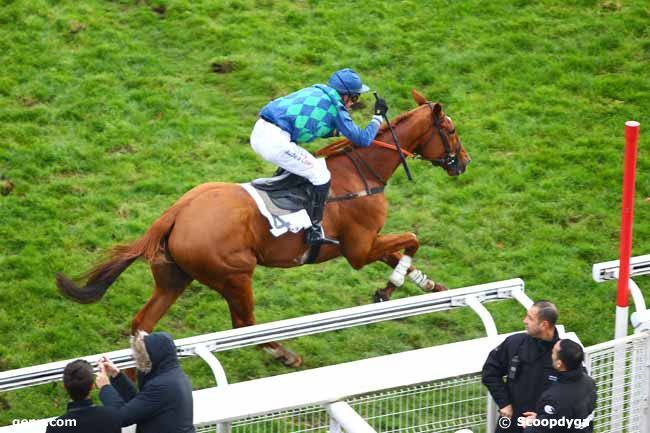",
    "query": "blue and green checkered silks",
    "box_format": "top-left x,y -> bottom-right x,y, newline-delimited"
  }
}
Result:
260,85 -> 344,143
